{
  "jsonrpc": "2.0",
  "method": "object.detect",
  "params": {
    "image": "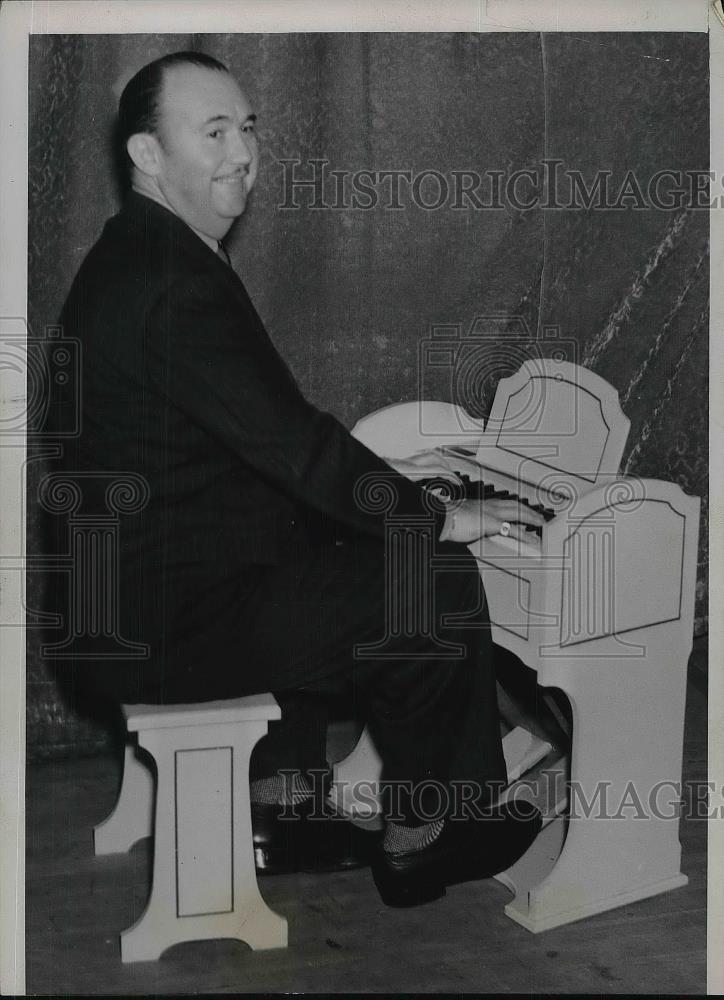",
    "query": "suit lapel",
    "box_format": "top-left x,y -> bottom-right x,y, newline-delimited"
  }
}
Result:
116,193 -> 297,381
